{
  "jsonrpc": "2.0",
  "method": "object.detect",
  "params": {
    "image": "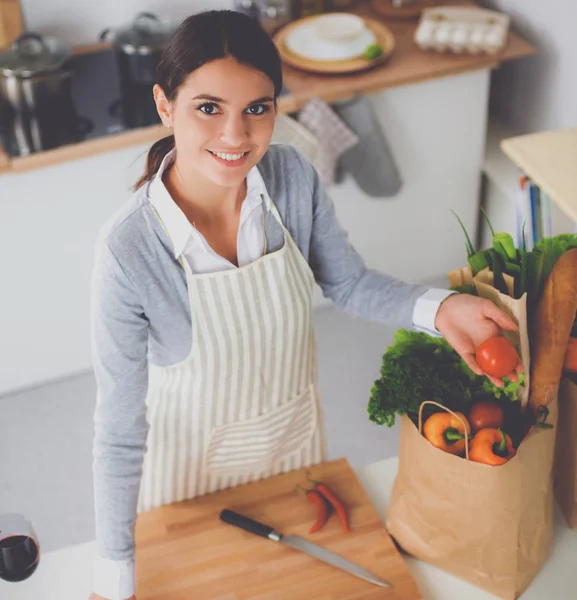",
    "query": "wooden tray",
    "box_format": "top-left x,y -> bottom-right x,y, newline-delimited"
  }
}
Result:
370,0 -> 435,20
134,458 -> 423,599
274,15 -> 395,75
